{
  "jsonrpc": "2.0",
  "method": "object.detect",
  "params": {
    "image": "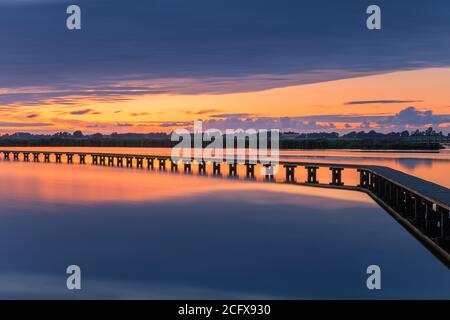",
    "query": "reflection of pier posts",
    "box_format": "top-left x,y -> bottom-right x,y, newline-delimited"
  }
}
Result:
125,156 -> 133,168
92,155 -> 98,165
108,156 -> 115,166
55,153 -> 62,163
146,157 -> 154,169
245,163 -> 255,178
184,162 -> 192,173
330,167 -> 344,186
284,165 -> 296,182
79,154 -> 86,164
213,162 -> 221,175
158,158 -> 166,170
136,157 -> 144,168
305,165 -> 319,184
116,156 -> 124,167
23,152 -> 30,162
67,154 -> 74,164
228,163 -> 237,176
198,161 -> 206,174
33,152 -> 40,162
263,164 -> 274,180
44,153 -> 51,163
13,152 -> 19,161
